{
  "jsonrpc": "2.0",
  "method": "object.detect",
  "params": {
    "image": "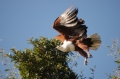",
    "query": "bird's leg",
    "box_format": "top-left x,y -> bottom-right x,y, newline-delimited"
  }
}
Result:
84,57 -> 88,65
76,40 -> 92,58
84,48 -> 92,58
86,52 -> 93,58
